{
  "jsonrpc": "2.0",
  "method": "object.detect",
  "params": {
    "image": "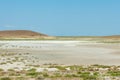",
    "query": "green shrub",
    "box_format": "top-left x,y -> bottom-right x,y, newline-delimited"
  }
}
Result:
26,72 -> 38,77
49,66 -> 66,71
27,68 -> 36,72
43,73 -> 49,77
0,77 -> 11,80
107,71 -> 120,76
8,69 -> 15,72
0,69 -> 4,72
36,75 -> 44,80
